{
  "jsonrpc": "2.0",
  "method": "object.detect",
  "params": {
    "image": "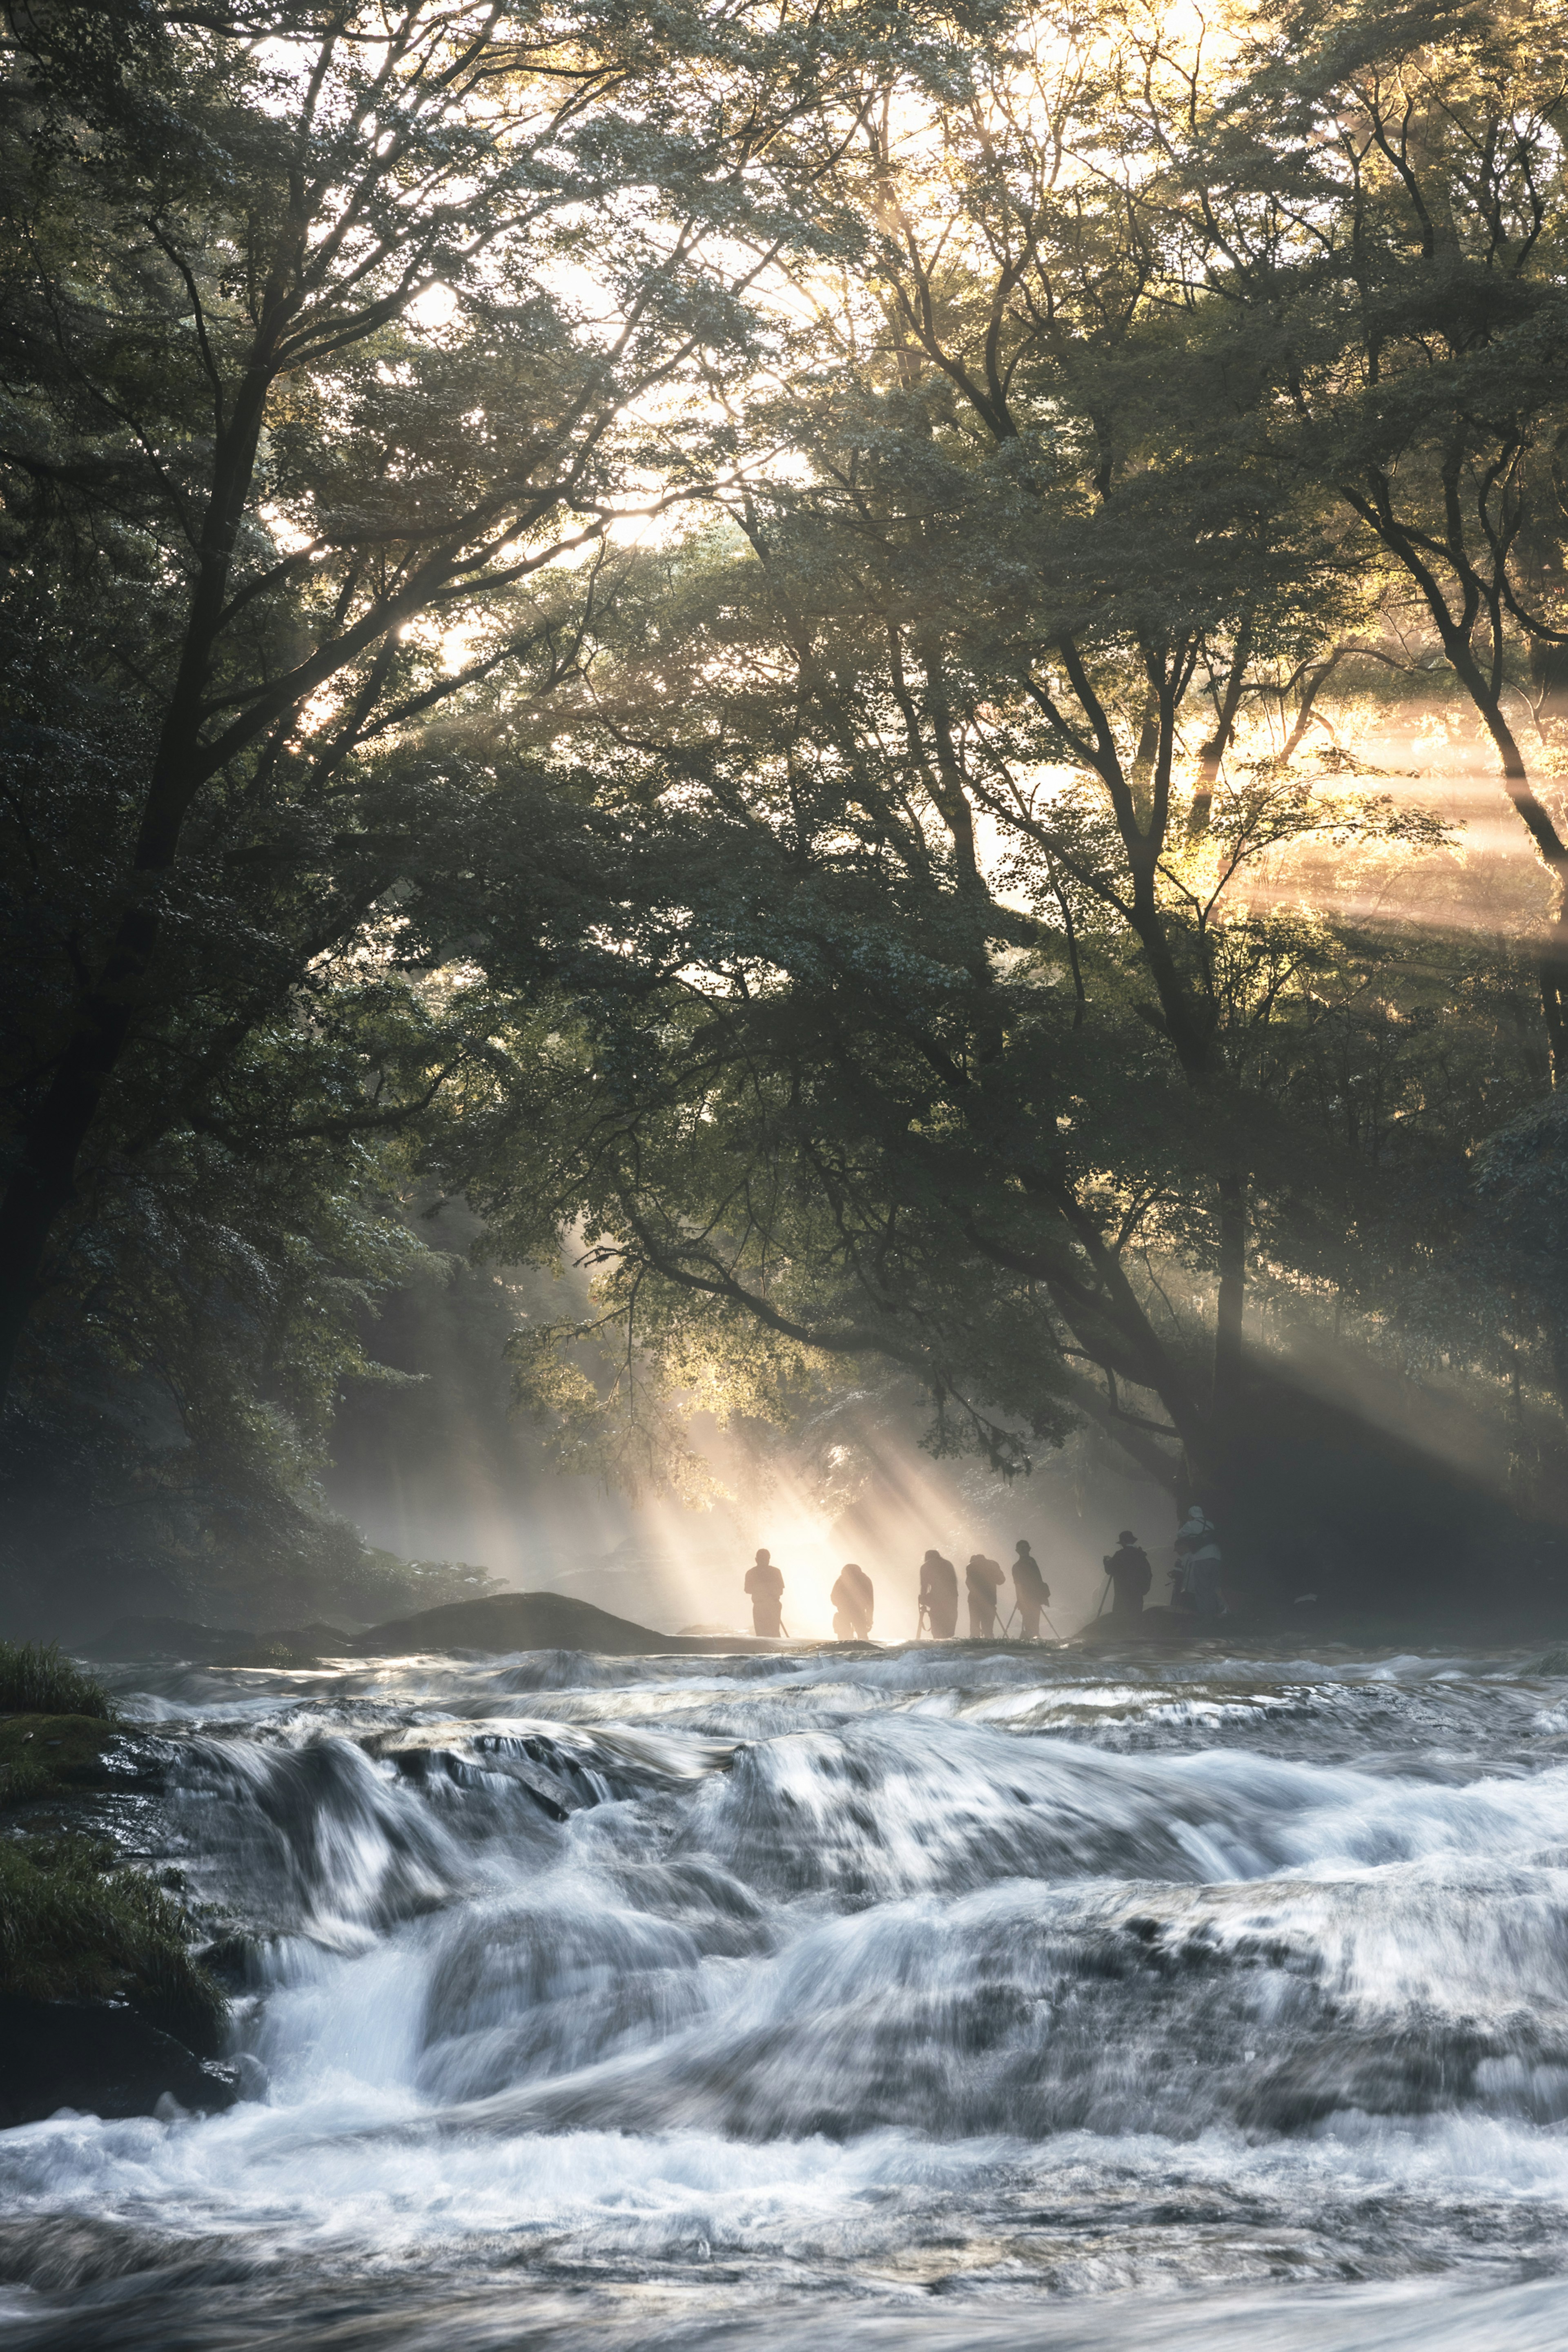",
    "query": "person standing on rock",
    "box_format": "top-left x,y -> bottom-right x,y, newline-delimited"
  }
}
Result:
965,1552 -> 1005,1638
744,1548 -> 785,1637
1103,1530 -> 1152,1621
830,1561 -> 874,1640
1012,1541 -> 1050,1639
1174,1508 -> 1225,1617
919,1549 -> 958,1639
